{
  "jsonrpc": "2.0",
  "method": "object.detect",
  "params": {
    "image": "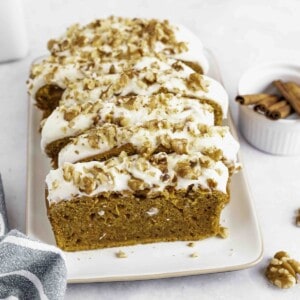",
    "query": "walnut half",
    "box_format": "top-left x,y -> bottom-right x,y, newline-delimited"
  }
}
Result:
265,251 -> 300,289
